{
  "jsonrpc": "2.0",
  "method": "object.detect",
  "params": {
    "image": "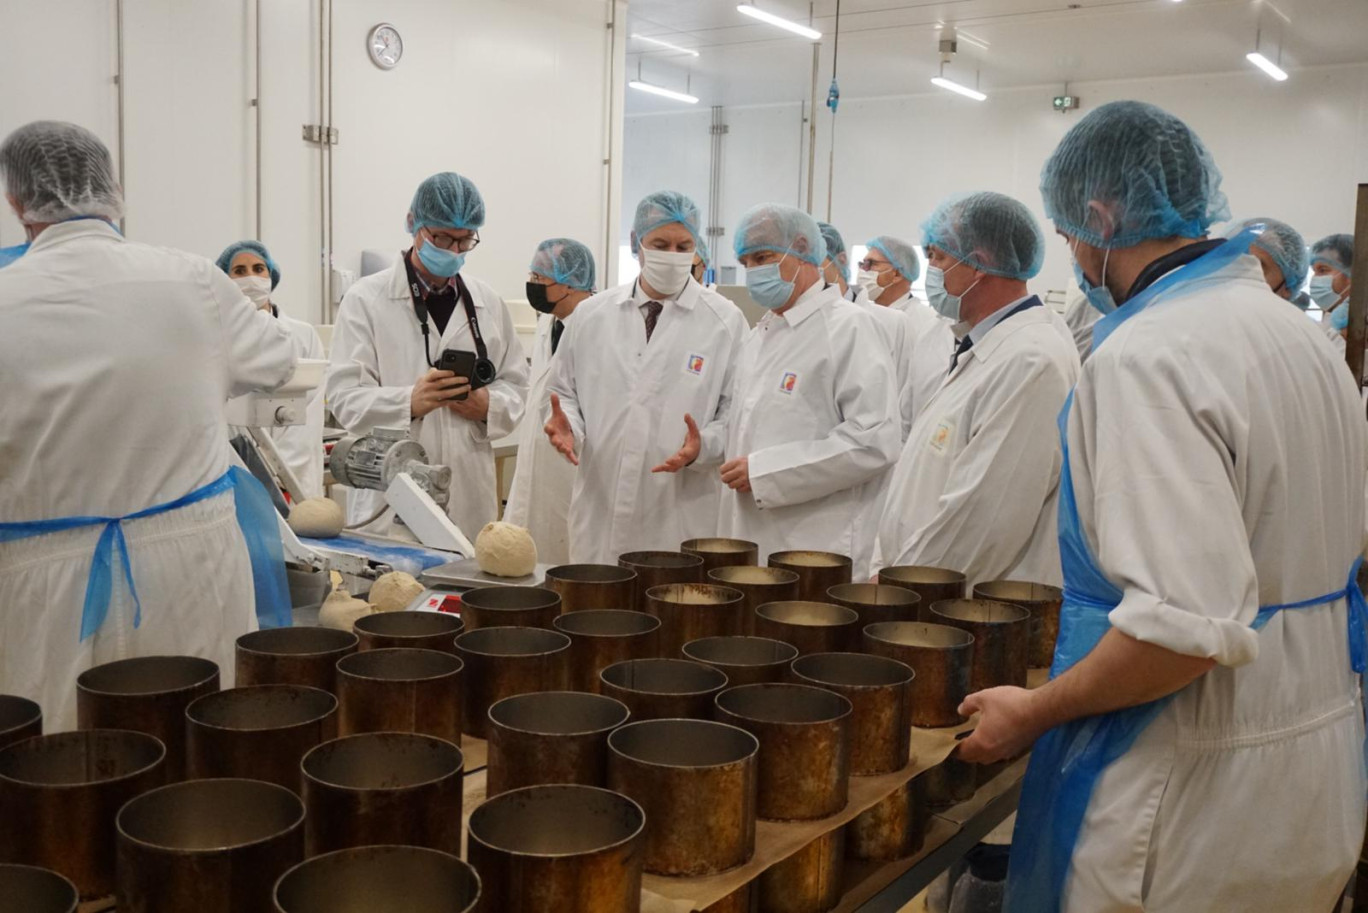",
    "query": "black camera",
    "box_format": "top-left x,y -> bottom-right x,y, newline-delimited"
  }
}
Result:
437,349 -> 496,400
